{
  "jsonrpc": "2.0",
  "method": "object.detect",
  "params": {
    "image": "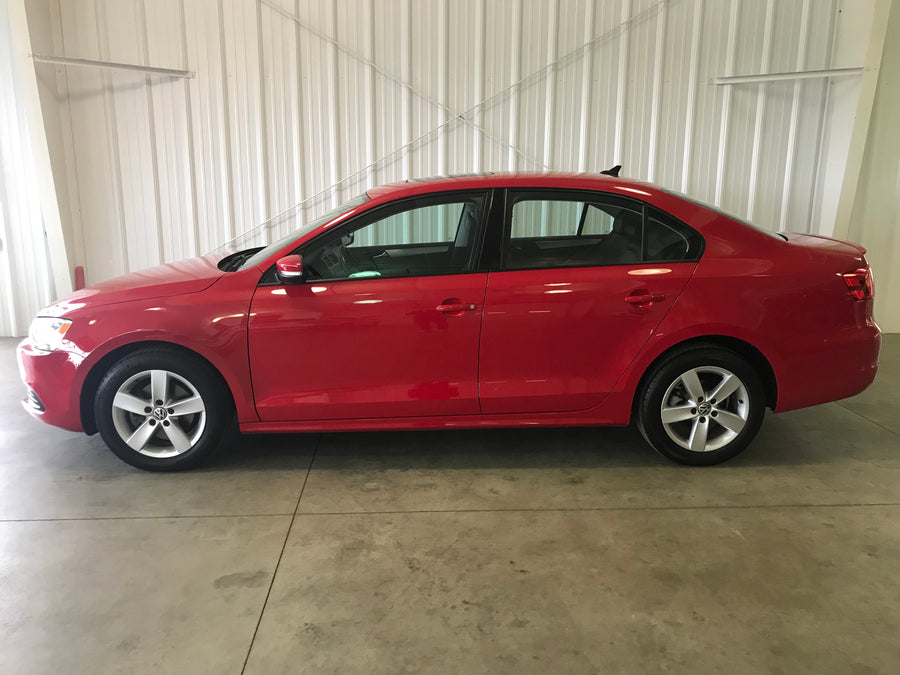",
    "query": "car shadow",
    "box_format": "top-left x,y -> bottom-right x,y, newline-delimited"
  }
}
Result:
213,425 -> 664,471
202,404 -> 895,473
